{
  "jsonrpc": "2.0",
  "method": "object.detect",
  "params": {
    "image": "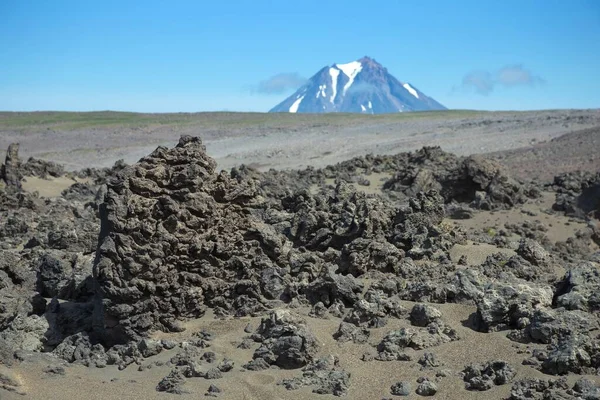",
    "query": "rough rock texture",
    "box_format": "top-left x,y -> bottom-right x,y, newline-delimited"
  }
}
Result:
1,143 -> 23,190
94,136 -> 276,343
156,368 -> 188,394
516,239 -> 549,266
462,360 -> 517,391
415,377 -> 438,396
554,262 -> 600,313
93,137 -> 465,344
280,356 -> 350,396
541,334 -> 600,375
20,157 -> 65,179
474,280 -> 553,332
418,352 -> 441,370
332,322 -> 370,344
250,310 -> 318,369
390,381 -> 411,396
518,308 -> 600,345
509,377 -> 600,400
0,141 -> 102,363
552,170 -> 600,218
509,377 -> 570,400
410,304 -> 442,327
375,324 -> 459,361
382,147 -> 536,210
1,136 -> 599,397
